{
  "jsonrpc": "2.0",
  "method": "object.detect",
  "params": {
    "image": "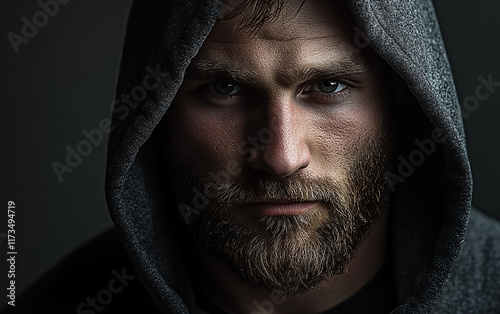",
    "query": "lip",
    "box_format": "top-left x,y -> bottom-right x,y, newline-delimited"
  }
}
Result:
242,200 -> 318,216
